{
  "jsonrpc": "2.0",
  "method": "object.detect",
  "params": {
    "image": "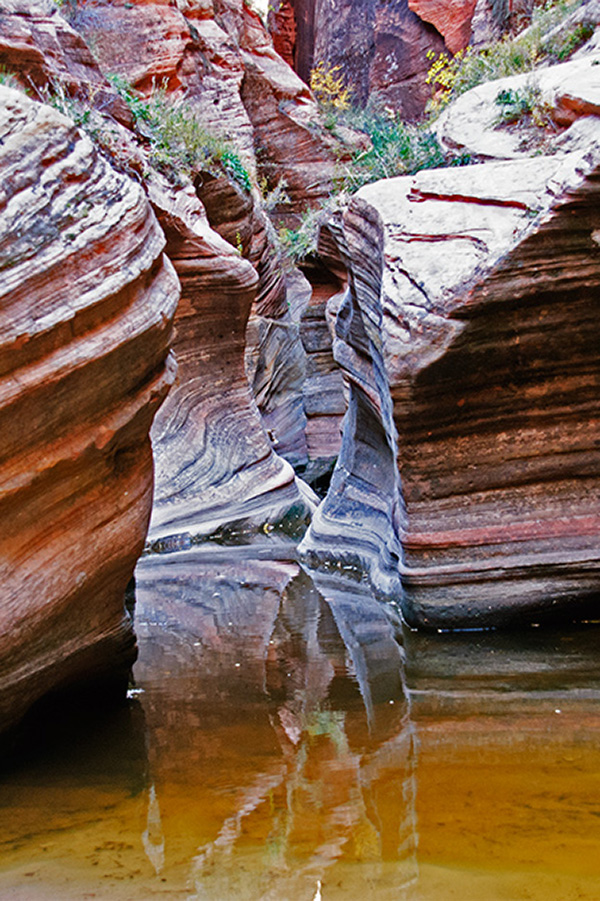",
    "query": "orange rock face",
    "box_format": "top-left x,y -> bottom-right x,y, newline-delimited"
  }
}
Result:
0,87 -> 180,734
408,0 -> 477,54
